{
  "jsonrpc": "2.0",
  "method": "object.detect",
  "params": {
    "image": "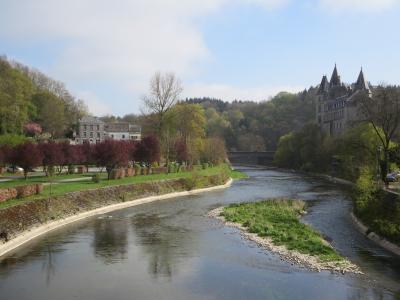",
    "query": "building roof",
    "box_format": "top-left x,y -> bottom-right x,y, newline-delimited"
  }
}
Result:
354,68 -> 370,91
329,64 -> 341,87
317,75 -> 329,95
105,122 -> 141,133
79,116 -> 104,124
